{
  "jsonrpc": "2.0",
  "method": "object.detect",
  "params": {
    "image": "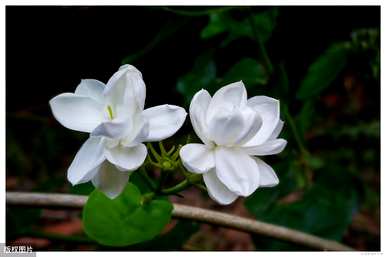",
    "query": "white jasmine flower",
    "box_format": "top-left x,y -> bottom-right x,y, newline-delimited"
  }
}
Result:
50,65 -> 187,198
180,81 -> 286,205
